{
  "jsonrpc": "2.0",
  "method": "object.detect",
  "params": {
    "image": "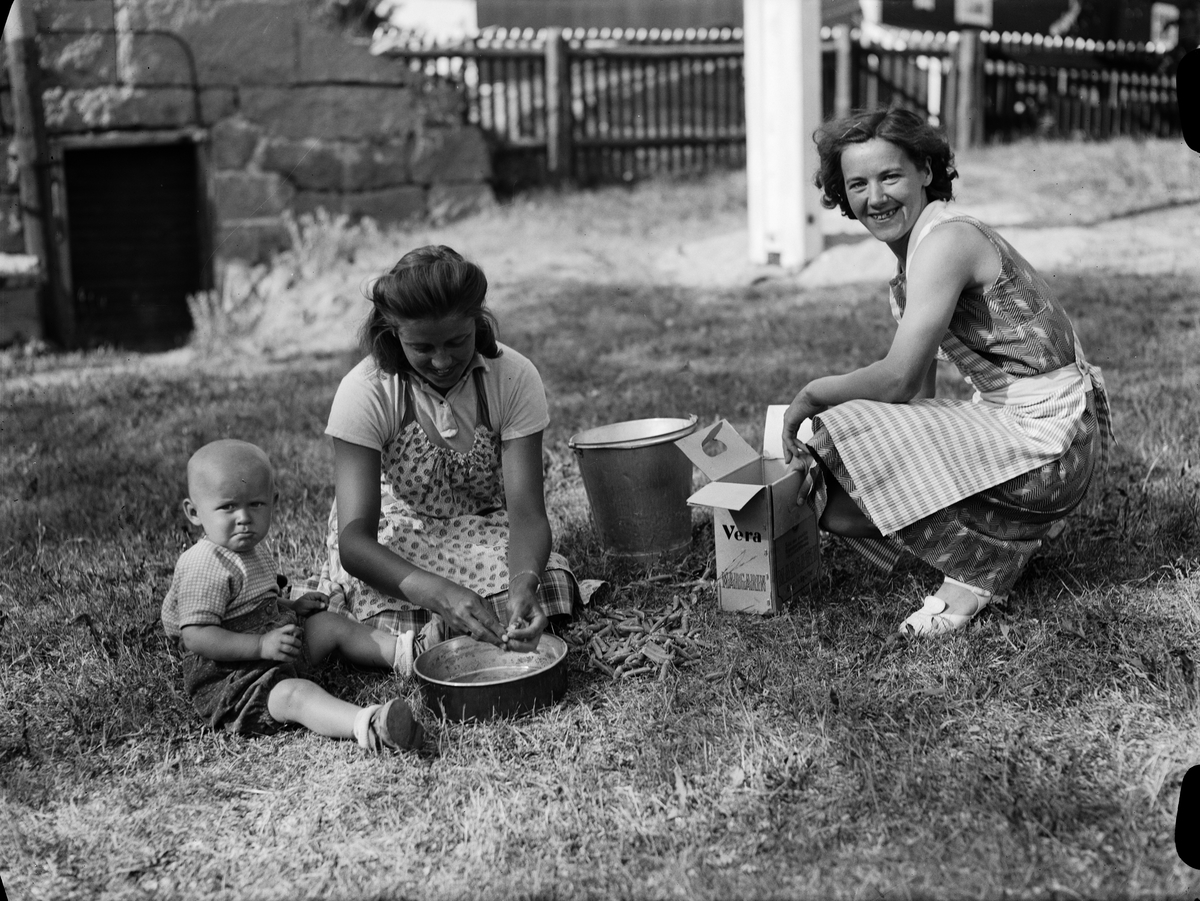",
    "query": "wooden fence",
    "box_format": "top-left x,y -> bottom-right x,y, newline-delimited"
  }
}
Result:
382,26 -> 747,189
377,23 -> 1182,189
